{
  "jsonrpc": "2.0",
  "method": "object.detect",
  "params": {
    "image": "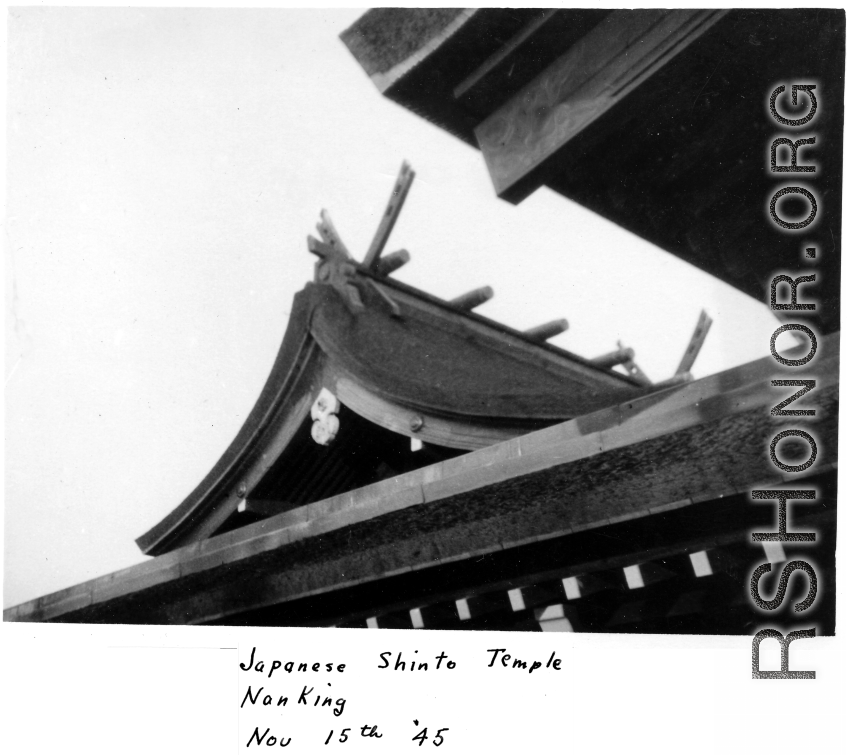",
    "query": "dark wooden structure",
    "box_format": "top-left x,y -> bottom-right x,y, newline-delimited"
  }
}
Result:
341,9 -> 844,334
136,213 -> 661,556
6,10 -> 840,633
4,332 -> 838,631
4,222 -> 839,631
